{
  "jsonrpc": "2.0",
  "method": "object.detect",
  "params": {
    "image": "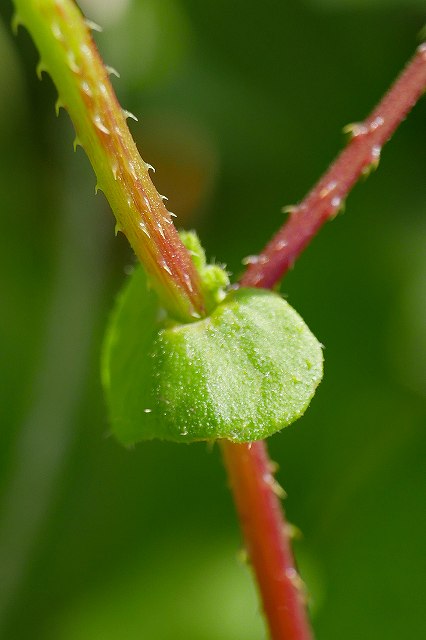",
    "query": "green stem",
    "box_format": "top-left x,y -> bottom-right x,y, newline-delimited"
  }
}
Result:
13,0 -> 205,323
